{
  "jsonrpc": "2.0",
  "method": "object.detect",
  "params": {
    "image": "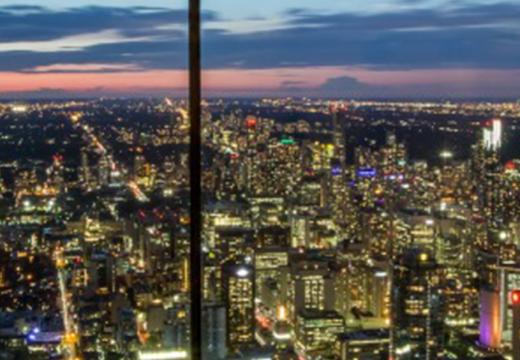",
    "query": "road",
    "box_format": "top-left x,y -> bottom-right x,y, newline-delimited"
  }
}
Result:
55,248 -> 80,359
70,113 -> 150,203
